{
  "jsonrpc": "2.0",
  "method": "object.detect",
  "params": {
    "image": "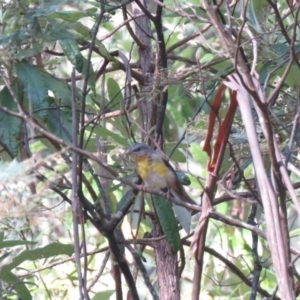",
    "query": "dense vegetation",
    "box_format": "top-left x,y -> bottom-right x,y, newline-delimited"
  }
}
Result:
0,0 -> 300,299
